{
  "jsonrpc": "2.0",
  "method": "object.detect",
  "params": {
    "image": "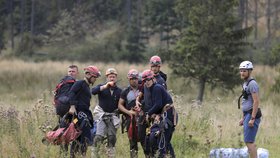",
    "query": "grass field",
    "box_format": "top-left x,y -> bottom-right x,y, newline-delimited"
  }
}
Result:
0,58 -> 279,158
